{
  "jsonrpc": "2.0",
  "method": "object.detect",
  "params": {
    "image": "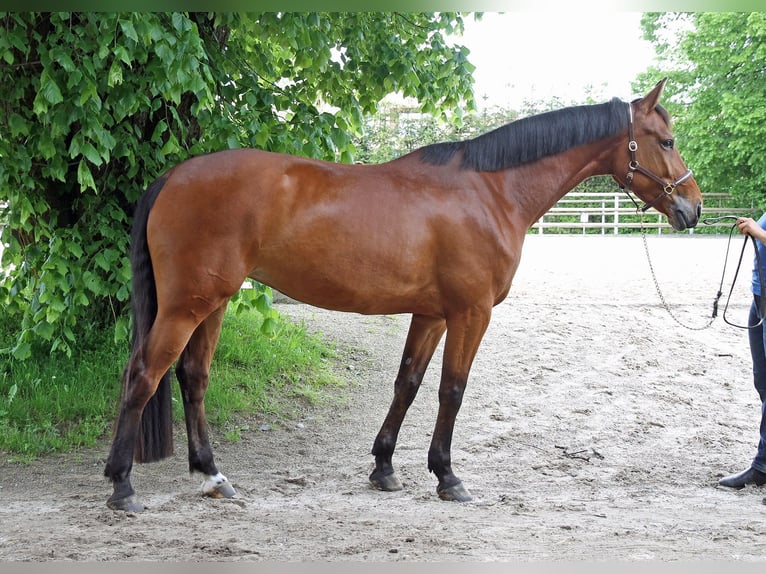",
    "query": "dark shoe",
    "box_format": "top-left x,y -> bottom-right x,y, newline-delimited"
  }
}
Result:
718,467 -> 766,489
